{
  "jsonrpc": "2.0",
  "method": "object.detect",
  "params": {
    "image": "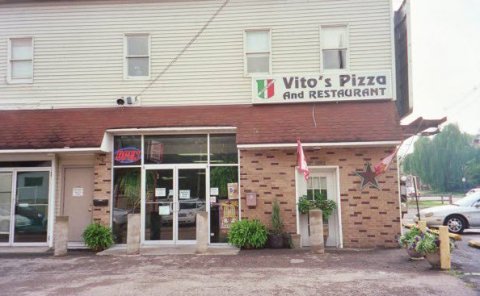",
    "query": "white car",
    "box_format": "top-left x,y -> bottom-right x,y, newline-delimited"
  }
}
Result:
467,187 -> 480,195
418,192 -> 480,234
